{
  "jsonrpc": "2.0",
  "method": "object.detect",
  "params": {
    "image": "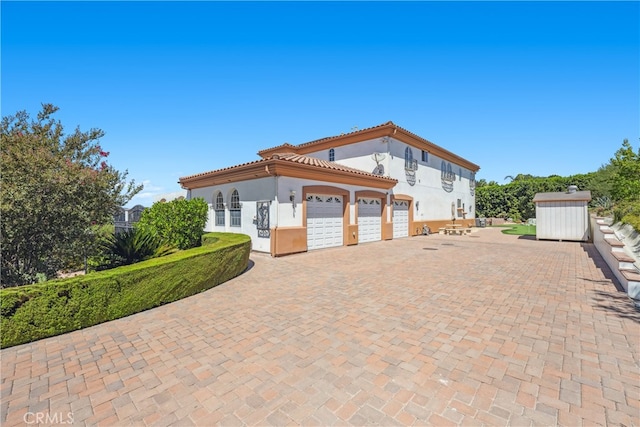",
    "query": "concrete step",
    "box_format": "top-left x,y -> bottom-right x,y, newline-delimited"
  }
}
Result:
606,240 -> 625,248
612,251 -> 637,270
605,238 -> 625,252
621,269 -> 640,302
